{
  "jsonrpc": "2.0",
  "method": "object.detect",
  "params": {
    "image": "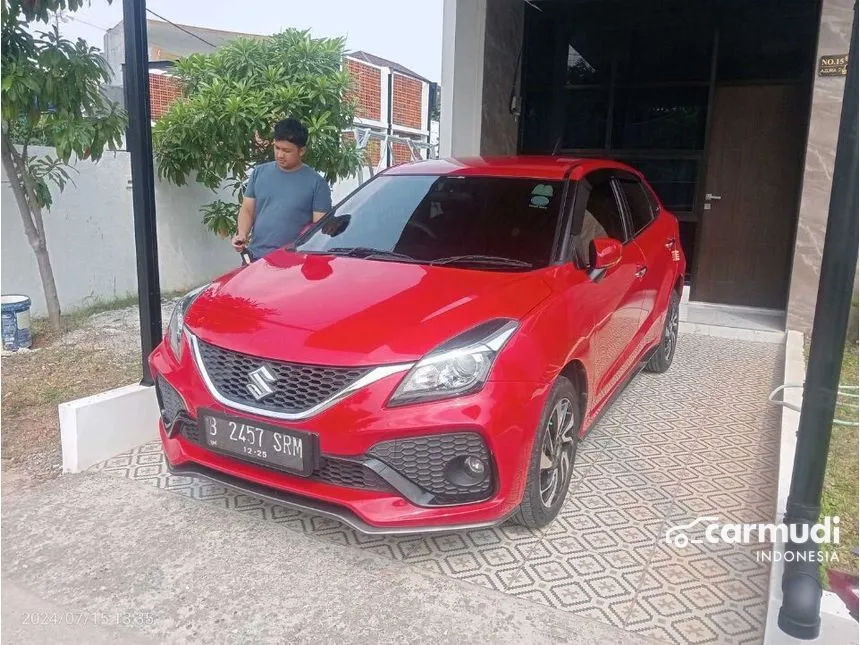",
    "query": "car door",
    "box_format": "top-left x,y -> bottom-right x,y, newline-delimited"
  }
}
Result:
573,171 -> 647,406
615,174 -> 677,350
